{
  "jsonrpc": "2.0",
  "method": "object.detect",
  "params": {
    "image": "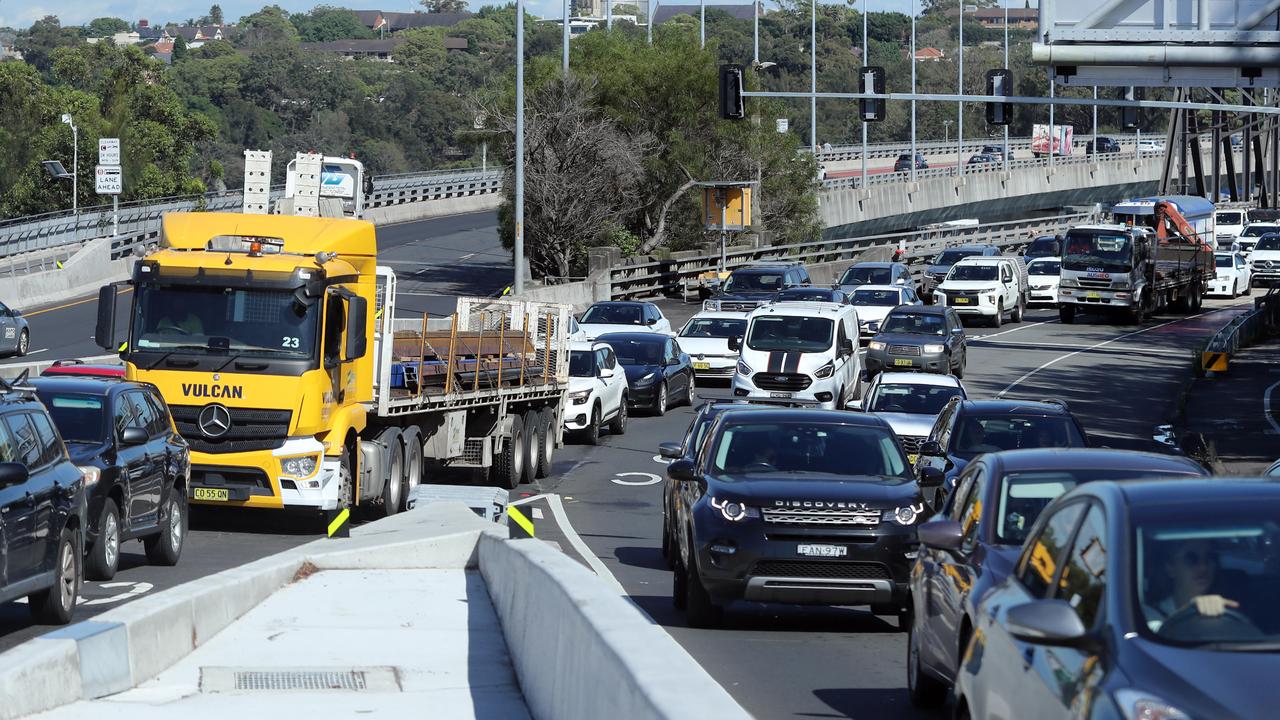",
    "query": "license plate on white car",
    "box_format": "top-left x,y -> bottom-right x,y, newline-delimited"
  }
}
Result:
769,391 -> 793,399
797,544 -> 847,558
